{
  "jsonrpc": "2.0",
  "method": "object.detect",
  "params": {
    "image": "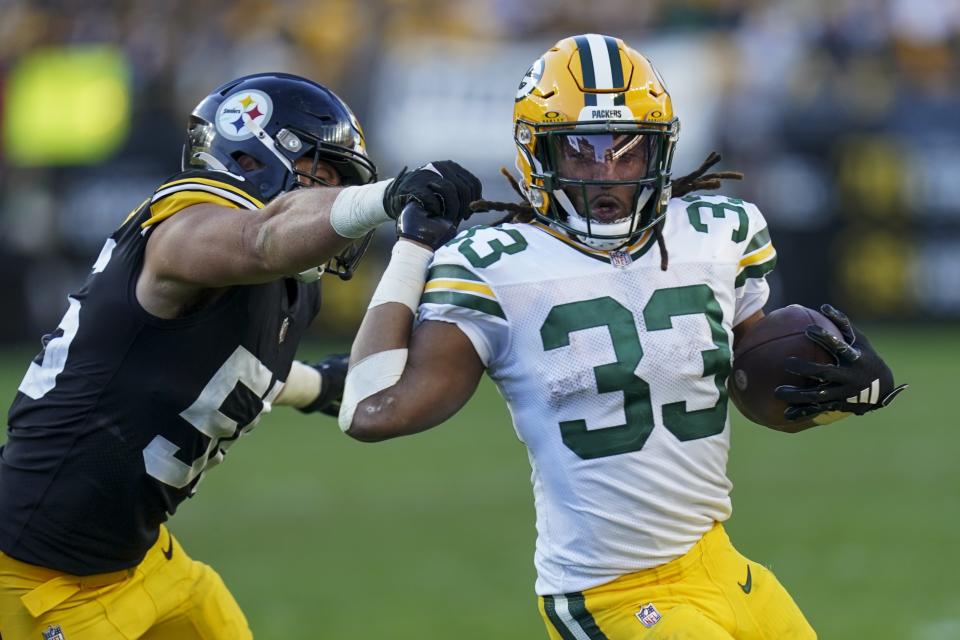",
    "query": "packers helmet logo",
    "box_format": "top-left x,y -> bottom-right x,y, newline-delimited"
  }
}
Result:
515,57 -> 545,102
215,90 -> 274,141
